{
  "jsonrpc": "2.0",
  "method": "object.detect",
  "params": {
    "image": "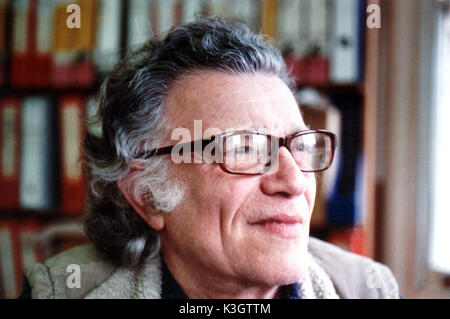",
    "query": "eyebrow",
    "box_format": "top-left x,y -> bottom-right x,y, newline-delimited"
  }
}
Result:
289,122 -> 310,133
